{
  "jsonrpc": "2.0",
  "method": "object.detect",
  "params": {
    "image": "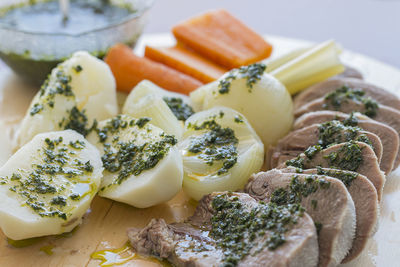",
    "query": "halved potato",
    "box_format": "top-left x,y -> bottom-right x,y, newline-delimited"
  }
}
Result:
190,65 -> 293,149
122,80 -> 195,140
0,130 -> 103,240
87,115 -> 183,208
179,107 -> 264,200
17,51 -> 118,147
